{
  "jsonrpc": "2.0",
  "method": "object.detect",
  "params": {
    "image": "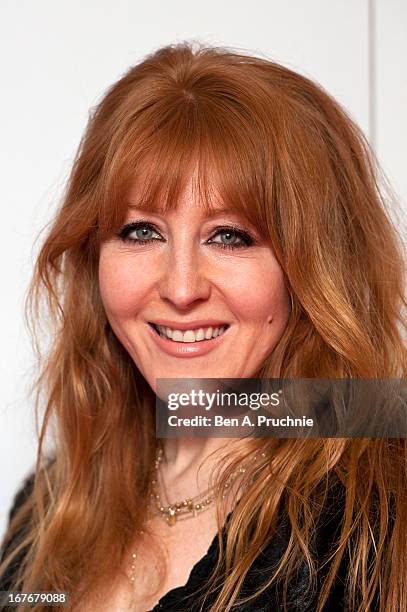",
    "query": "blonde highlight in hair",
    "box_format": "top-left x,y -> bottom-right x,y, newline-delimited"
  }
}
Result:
1,42 -> 406,611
